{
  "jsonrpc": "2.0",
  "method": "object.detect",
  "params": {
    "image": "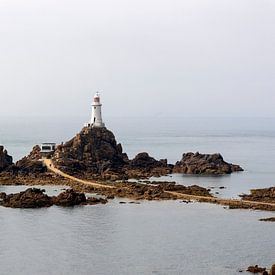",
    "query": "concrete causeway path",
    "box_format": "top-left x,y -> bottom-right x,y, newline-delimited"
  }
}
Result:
43,159 -> 115,189
166,191 -> 275,210
43,159 -> 275,211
